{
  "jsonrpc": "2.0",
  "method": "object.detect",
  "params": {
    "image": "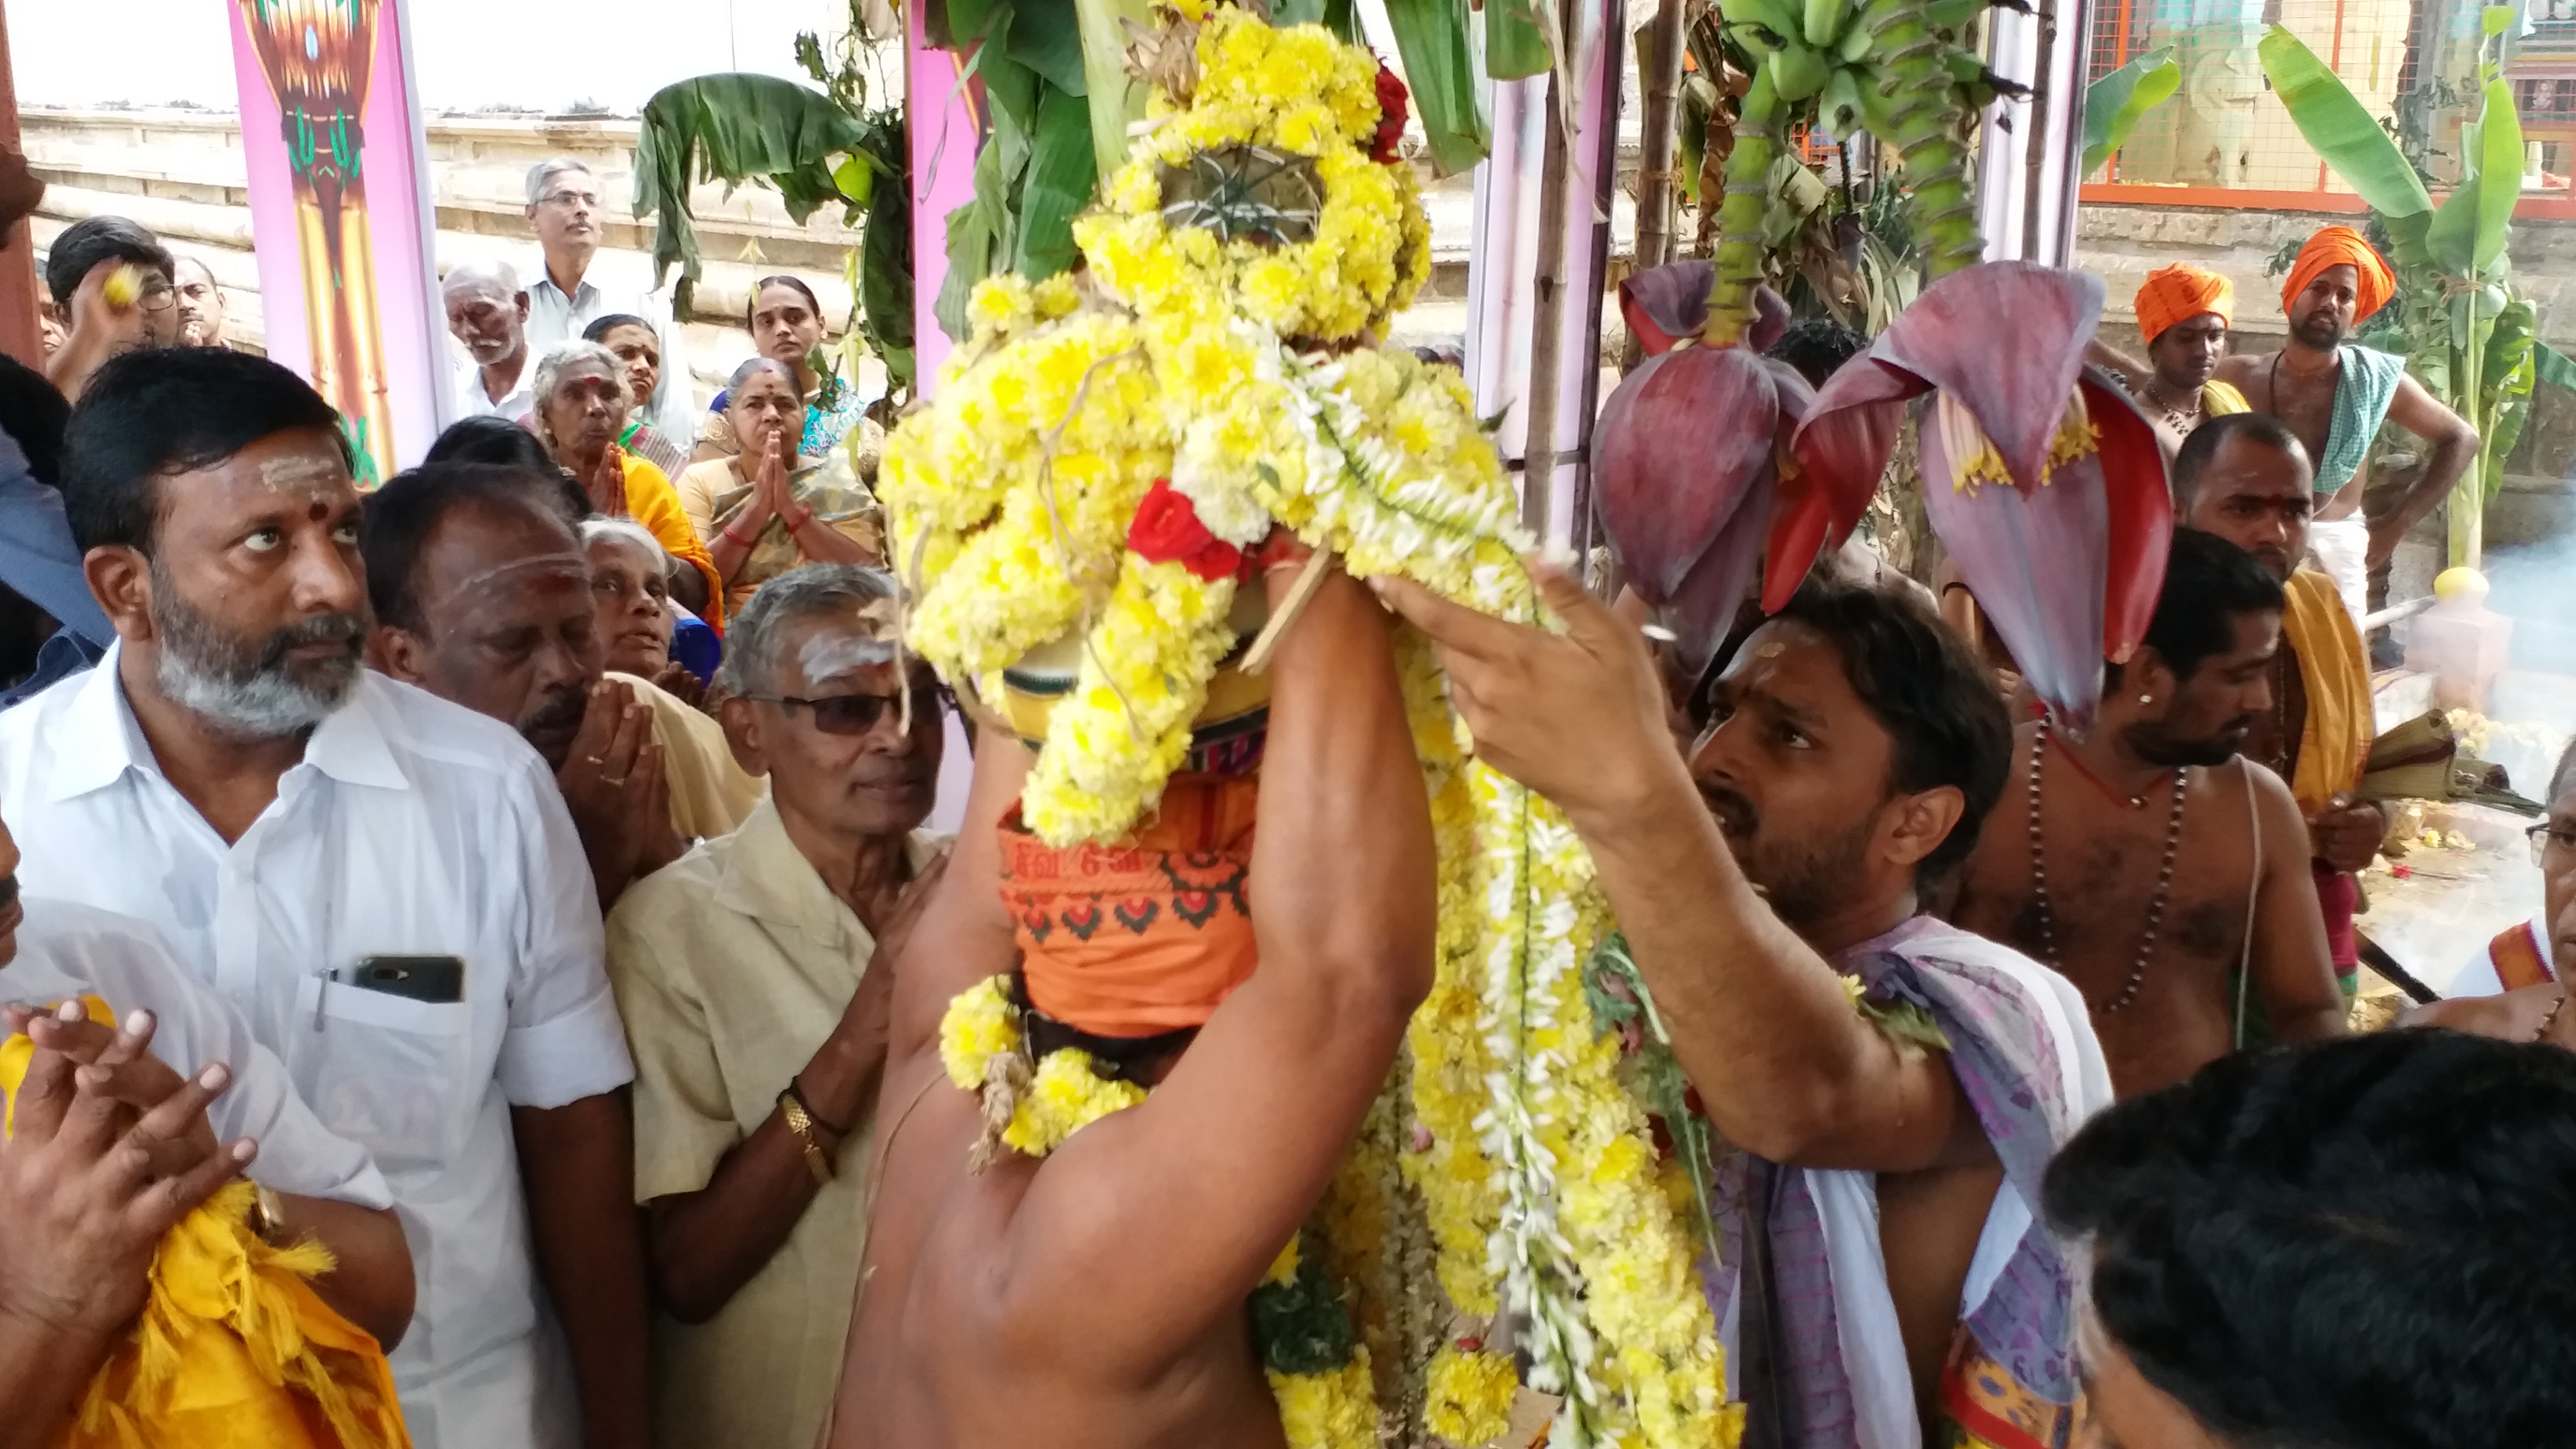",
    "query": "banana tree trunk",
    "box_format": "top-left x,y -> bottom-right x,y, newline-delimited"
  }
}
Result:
2451,292 -> 2487,569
